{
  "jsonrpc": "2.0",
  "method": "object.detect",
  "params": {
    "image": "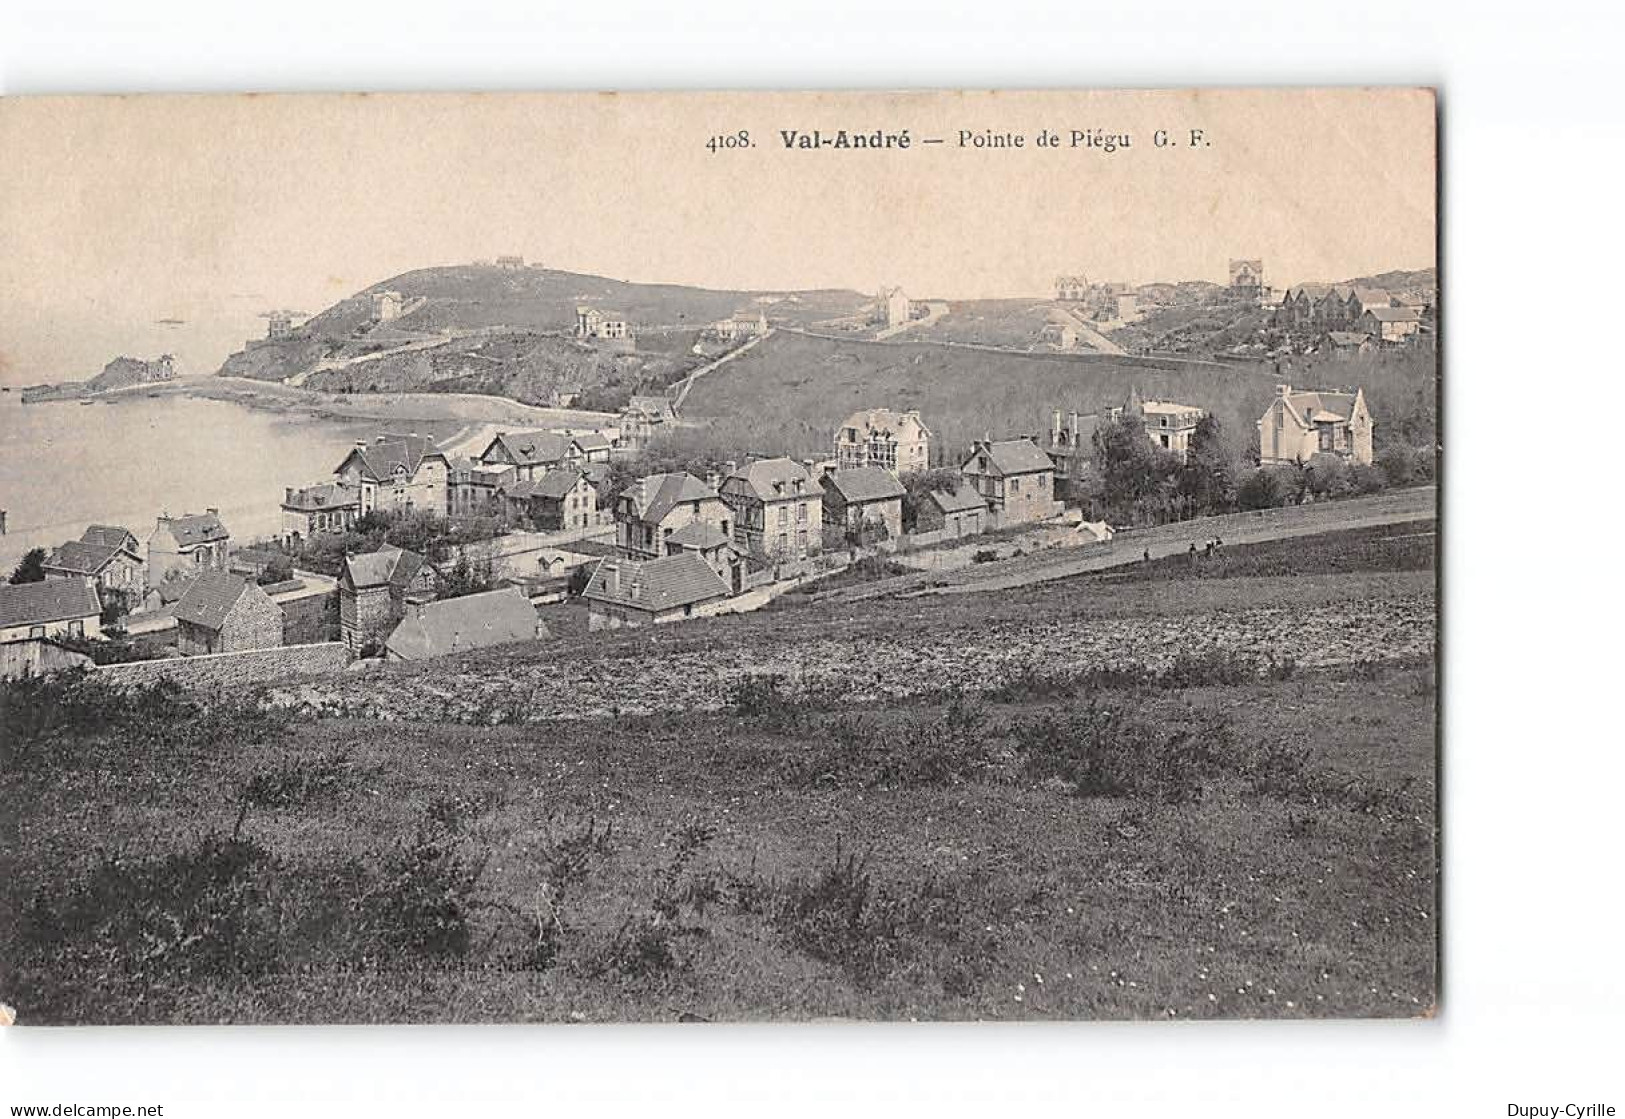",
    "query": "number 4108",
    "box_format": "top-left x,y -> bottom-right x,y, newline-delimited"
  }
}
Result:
707,130 -> 753,152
